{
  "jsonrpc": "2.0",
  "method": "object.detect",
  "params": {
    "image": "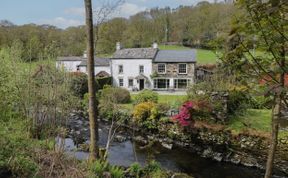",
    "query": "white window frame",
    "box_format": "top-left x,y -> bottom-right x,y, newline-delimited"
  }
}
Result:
118,65 -> 123,74
178,63 -> 187,74
174,79 -> 191,89
157,63 -> 166,74
153,78 -> 170,89
128,79 -> 134,87
119,78 -> 124,87
139,65 -> 144,74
